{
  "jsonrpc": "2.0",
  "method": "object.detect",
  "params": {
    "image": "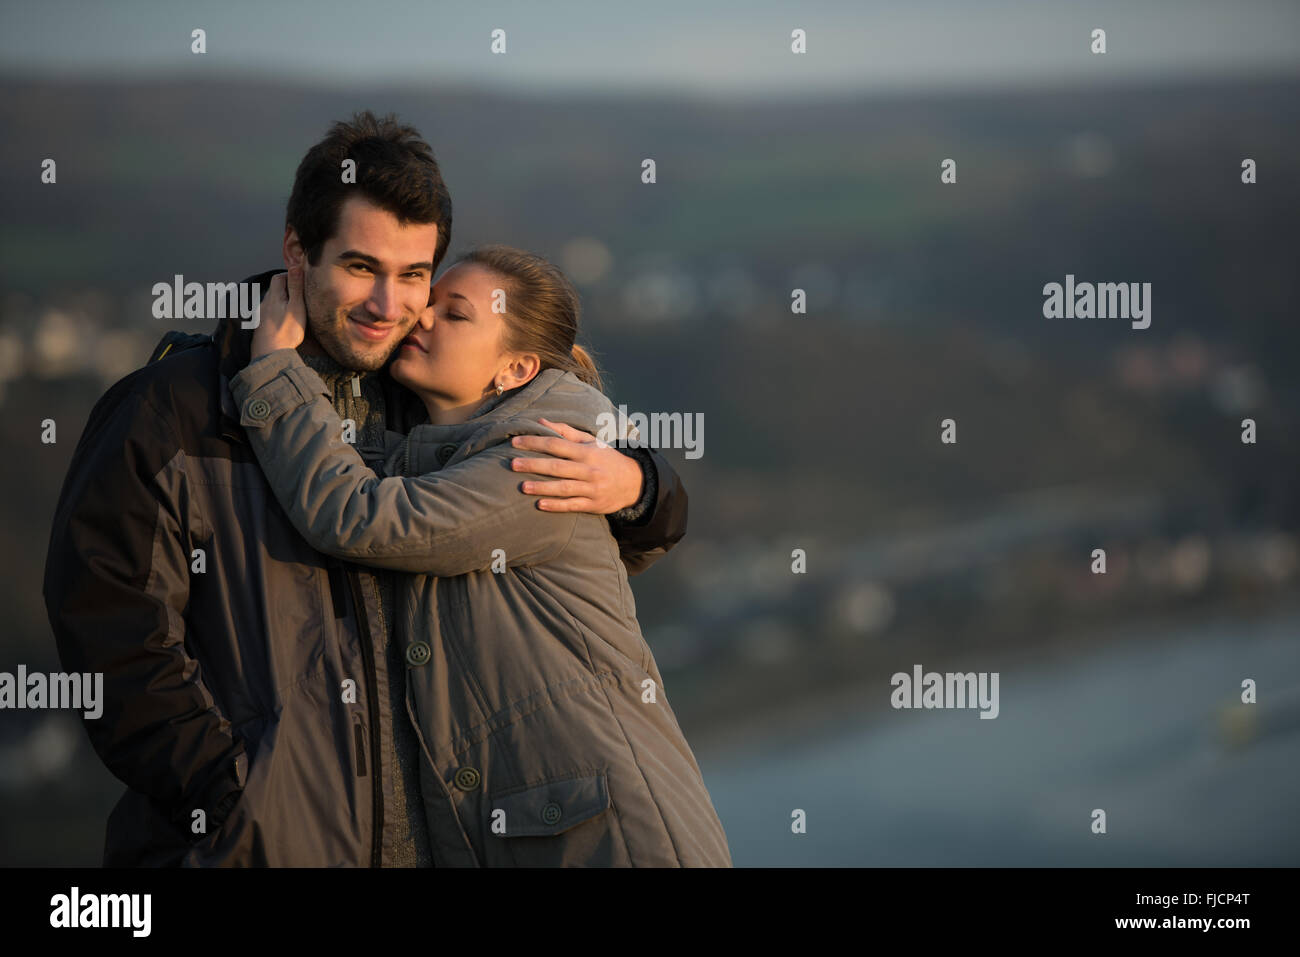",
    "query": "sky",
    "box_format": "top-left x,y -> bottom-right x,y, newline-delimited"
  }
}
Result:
1,0 -> 1298,97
